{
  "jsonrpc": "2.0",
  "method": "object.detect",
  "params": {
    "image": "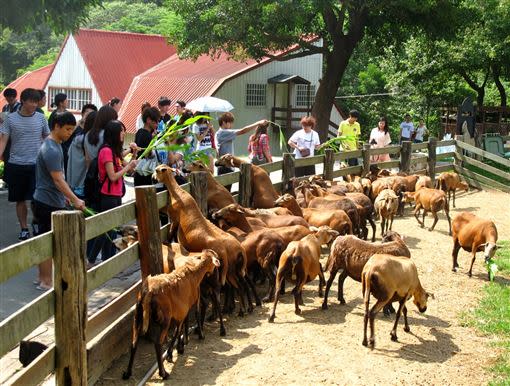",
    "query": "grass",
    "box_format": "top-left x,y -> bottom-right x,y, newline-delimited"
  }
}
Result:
463,159 -> 510,186
467,240 -> 510,385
